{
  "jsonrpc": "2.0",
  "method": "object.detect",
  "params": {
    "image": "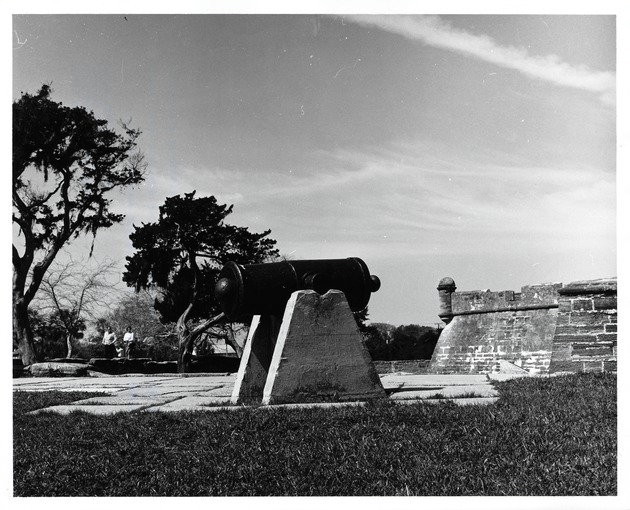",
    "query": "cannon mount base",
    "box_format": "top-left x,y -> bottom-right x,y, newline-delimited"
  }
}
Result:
230,289 -> 385,405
